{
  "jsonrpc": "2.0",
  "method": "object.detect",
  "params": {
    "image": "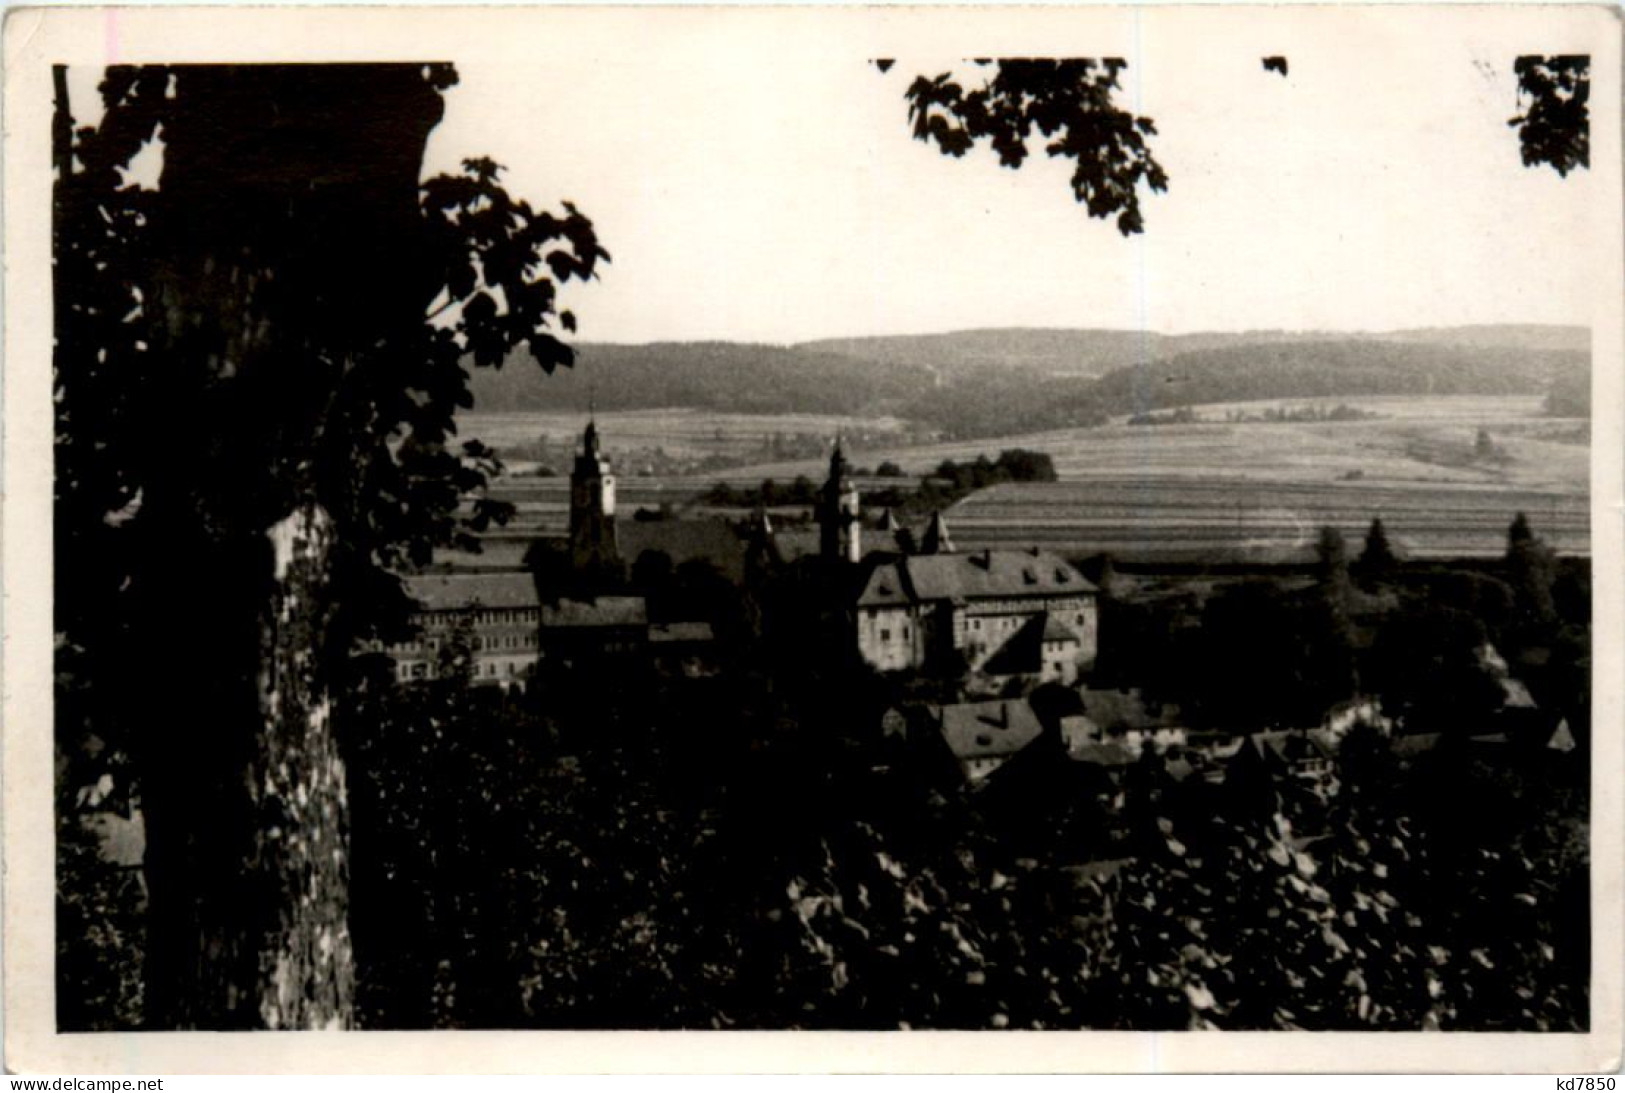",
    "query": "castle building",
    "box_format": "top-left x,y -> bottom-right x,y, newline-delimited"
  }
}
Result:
570,418 -> 619,574
854,539 -> 1098,682
810,441 -> 1099,682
